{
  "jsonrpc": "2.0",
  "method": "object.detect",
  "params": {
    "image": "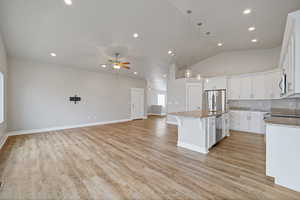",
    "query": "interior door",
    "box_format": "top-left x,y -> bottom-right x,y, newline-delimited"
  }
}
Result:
186,83 -> 203,111
131,88 -> 144,120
